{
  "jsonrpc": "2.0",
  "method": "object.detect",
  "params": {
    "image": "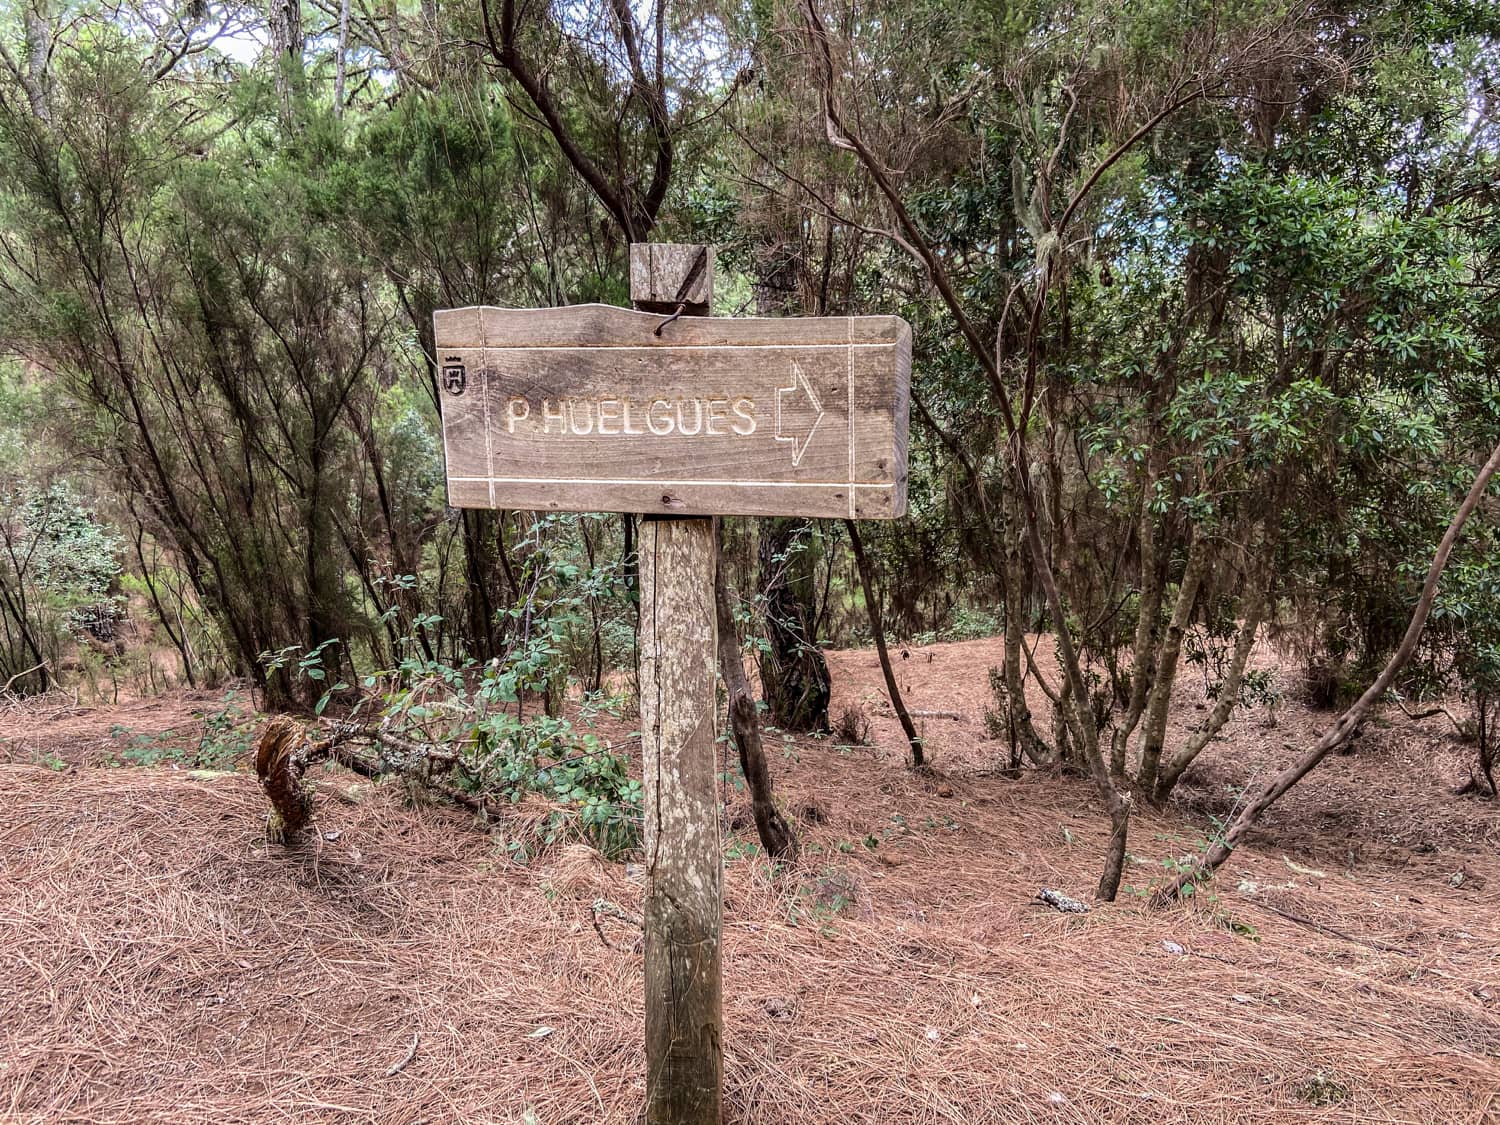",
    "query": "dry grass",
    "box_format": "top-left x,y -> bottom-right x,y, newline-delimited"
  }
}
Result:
0,641 -> 1498,1123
